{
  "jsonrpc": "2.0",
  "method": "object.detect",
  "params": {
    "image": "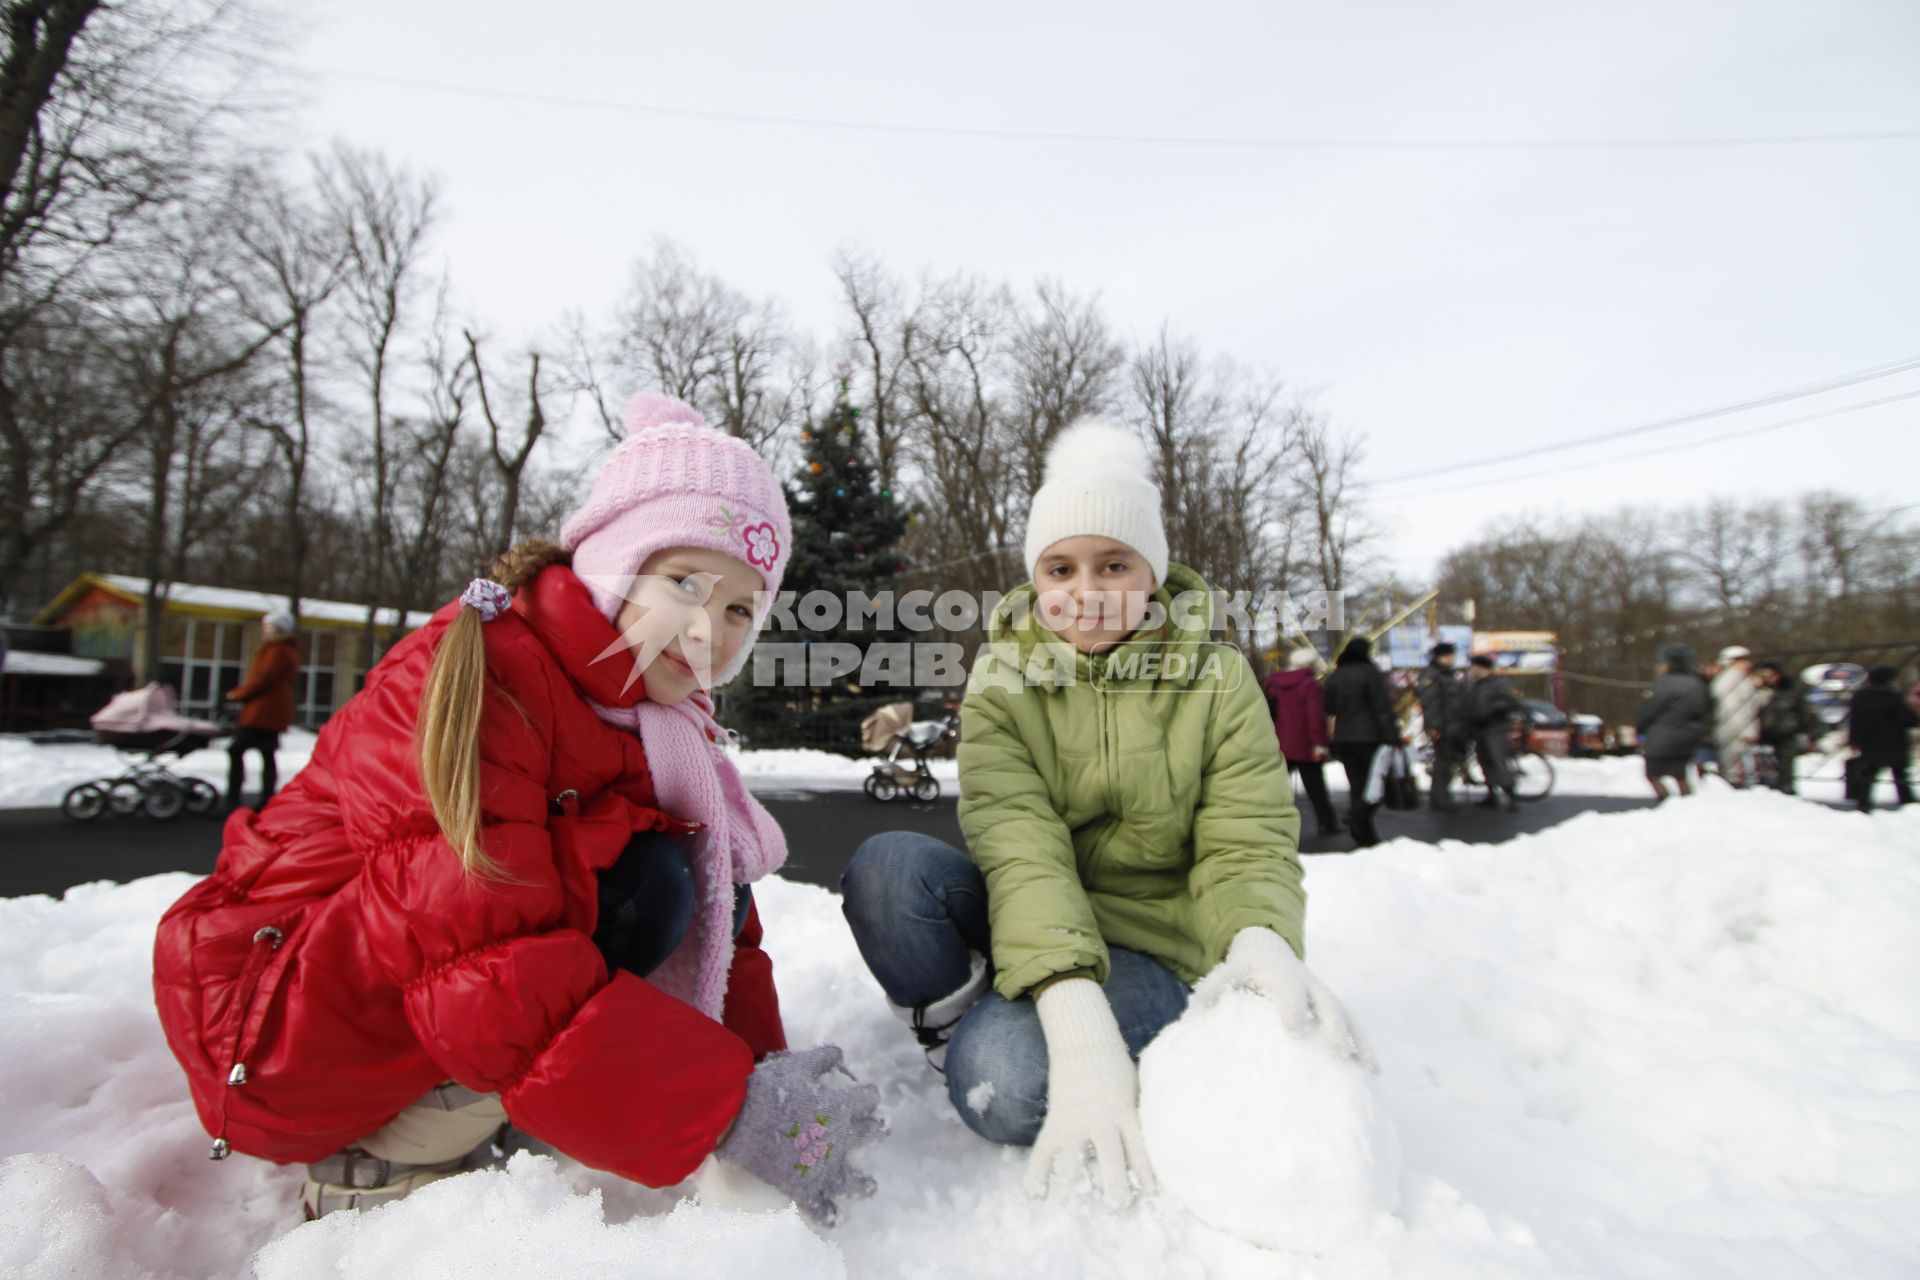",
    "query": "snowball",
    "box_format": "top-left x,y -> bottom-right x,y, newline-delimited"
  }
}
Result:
1139,988 -> 1401,1254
